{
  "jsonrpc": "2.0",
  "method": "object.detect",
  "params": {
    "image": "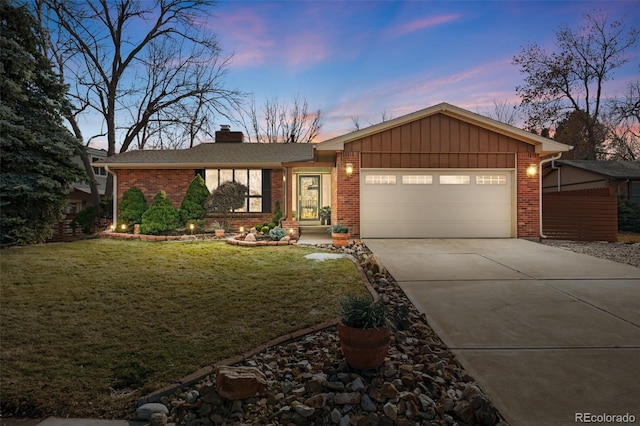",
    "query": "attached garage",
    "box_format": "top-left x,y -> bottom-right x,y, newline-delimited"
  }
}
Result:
315,103 -> 572,239
360,169 -> 514,238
